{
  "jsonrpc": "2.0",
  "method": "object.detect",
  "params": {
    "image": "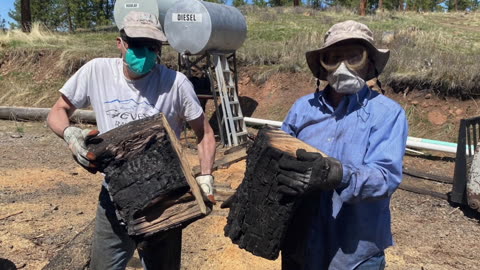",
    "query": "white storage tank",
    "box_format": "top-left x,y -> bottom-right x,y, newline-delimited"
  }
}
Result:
114,0 -> 179,29
164,0 -> 247,55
